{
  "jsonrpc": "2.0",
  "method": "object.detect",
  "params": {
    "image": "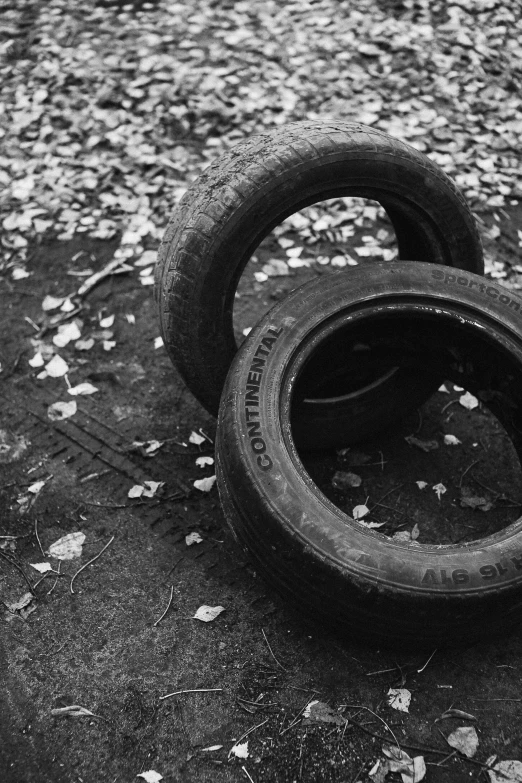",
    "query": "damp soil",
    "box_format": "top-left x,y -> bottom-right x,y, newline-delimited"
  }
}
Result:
2,204 -> 522,783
